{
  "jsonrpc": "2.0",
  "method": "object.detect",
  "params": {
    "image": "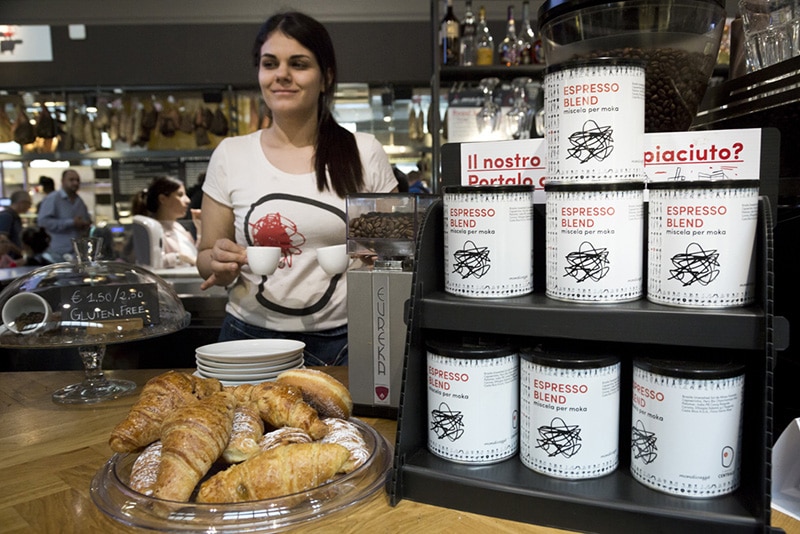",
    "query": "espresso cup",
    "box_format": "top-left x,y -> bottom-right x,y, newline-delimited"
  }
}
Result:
2,292 -> 53,335
317,244 -> 350,275
247,246 -> 281,276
